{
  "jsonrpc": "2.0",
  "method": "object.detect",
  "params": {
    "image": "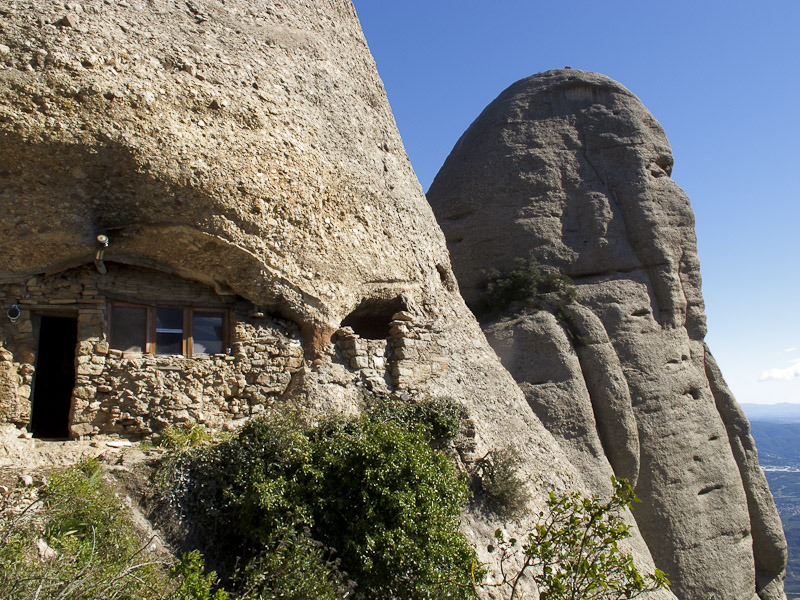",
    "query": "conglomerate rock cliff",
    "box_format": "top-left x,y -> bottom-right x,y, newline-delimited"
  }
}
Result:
0,1 -> 780,598
428,69 -> 786,600
0,2 -> 674,597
